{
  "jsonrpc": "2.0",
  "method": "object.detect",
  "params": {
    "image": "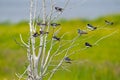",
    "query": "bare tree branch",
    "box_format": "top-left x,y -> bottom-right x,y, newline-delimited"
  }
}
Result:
93,30 -> 118,45
19,34 -> 29,48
